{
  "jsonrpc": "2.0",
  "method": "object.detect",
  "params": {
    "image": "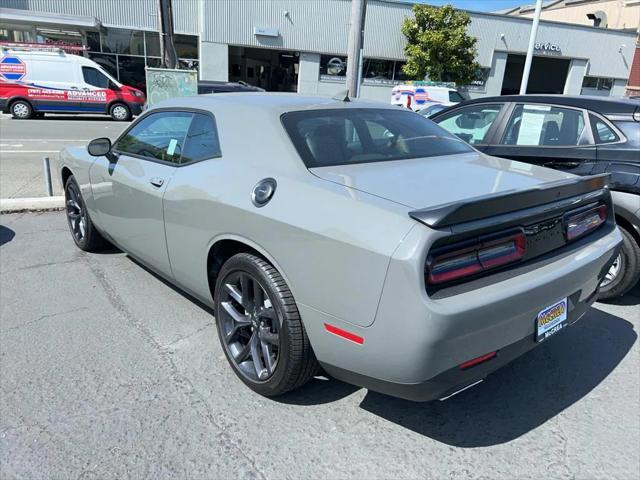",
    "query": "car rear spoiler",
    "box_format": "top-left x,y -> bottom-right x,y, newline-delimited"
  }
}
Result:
409,173 -> 610,228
